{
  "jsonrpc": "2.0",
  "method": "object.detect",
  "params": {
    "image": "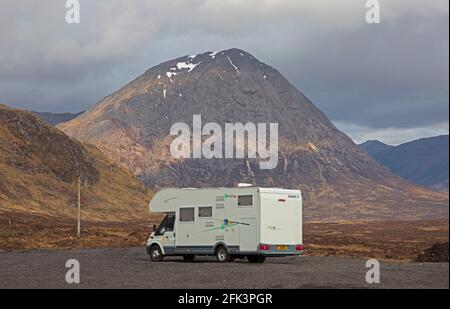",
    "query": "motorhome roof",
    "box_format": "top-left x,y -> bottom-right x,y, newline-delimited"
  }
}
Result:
182,186 -> 256,189
153,187 -> 300,193
148,187 -> 301,213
